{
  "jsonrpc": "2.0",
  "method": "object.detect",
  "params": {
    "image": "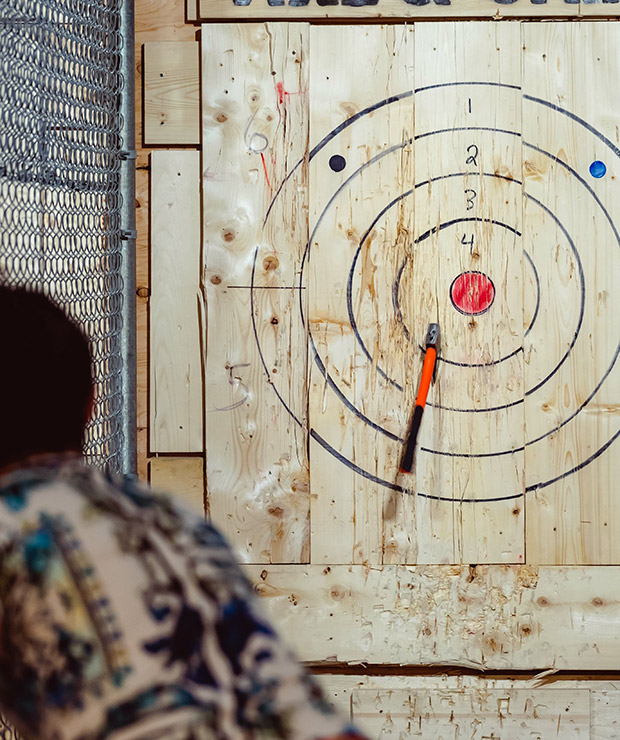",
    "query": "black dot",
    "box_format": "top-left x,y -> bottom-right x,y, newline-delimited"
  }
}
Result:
329,155 -> 346,173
